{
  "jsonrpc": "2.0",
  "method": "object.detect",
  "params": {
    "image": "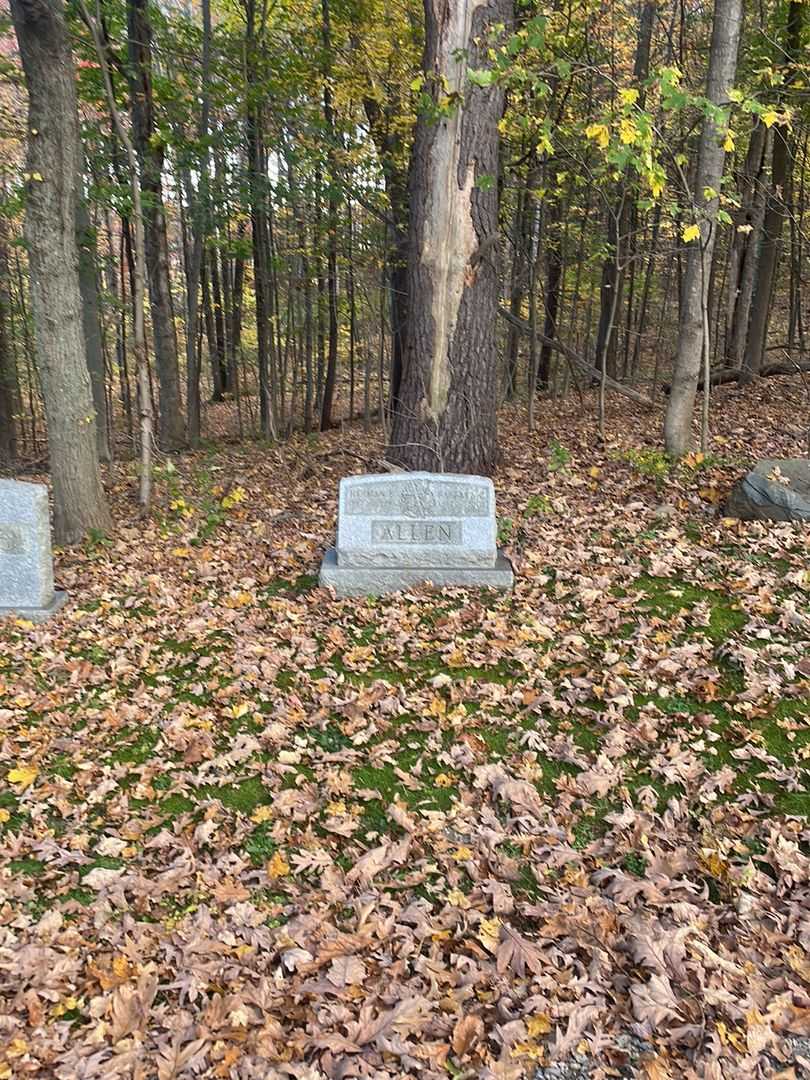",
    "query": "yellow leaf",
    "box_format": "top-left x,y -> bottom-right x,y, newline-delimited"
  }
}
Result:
589,466 -> 601,478
585,123 -> 609,149
434,772 -> 454,788
723,131 -> 735,152
267,851 -> 290,879
619,117 -> 638,145
446,887 -> 471,909
452,845 -> 473,862
171,546 -> 191,558
477,916 -> 502,953
762,109 -> 779,129
682,224 -> 701,244
112,955 -> 130,978
620,88 -> 639,106
527,1013 -> 552,1037
230,701 -> 250,719
0,809 -> 9,823
7,765 -> 38,789
428,696 -> 446,717
251,805 -> 273,823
